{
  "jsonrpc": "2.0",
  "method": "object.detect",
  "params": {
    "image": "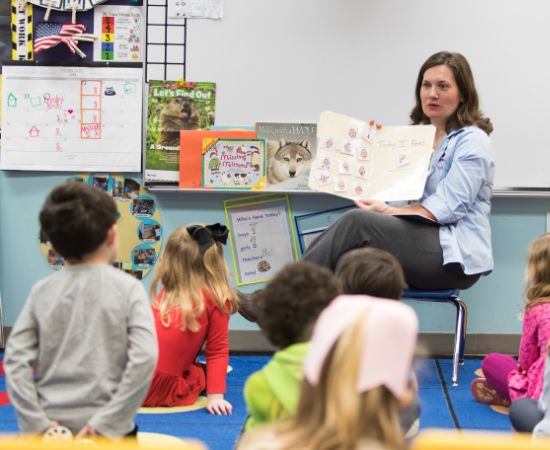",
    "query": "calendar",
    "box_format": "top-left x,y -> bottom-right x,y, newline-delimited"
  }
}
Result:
0,64 -> 143,172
